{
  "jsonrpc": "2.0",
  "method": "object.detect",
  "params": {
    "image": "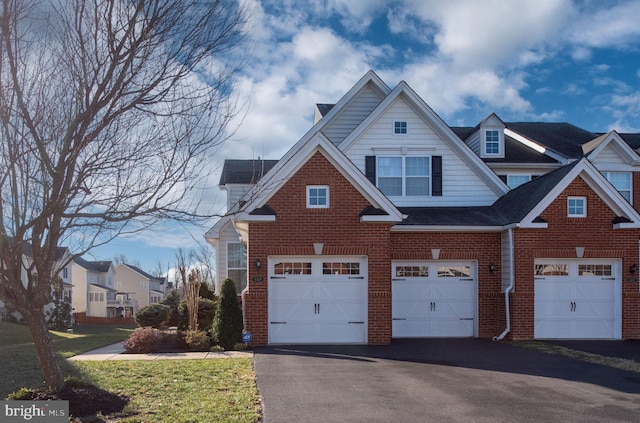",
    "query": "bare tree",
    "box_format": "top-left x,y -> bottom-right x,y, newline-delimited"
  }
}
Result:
0,0 -> 246,391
